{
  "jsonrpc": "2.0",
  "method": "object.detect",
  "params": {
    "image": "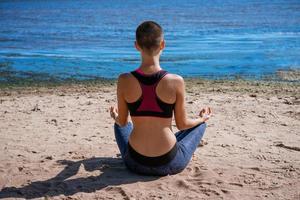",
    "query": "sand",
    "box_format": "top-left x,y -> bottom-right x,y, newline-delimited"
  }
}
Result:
0,79 -> 299,200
